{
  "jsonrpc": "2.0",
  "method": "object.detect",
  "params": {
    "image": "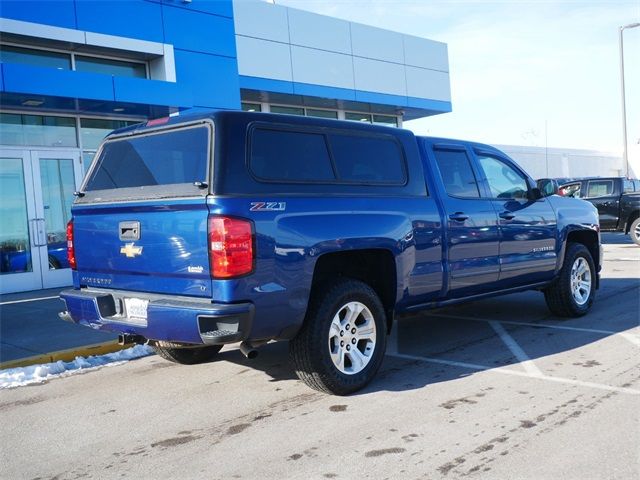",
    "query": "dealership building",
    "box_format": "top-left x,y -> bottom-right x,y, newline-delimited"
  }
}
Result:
0,0 -> 451,293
